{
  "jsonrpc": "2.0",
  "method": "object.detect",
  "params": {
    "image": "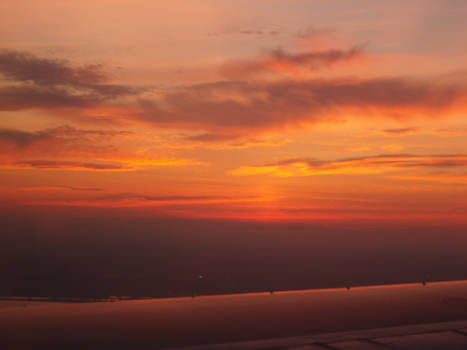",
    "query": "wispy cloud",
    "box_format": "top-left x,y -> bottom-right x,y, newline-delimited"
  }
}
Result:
135,75 -> 467,135
220,46 -> 363,78
13,160 -> 129,171
19,185 -> 103,191
26,193 -> 268,208
0,50 -> 106,86
207,28 -> 282,37
0,125 -> 200,171
381,128 -> 418,136
330,147 -> 372,153
181,132 -> 289,149
0,49 -> 141,111
391,172 -> 467,184
5,157 -> 199,172
433,127 -> 467,136
231,154 -> 467,177
0,125 -> 132,148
